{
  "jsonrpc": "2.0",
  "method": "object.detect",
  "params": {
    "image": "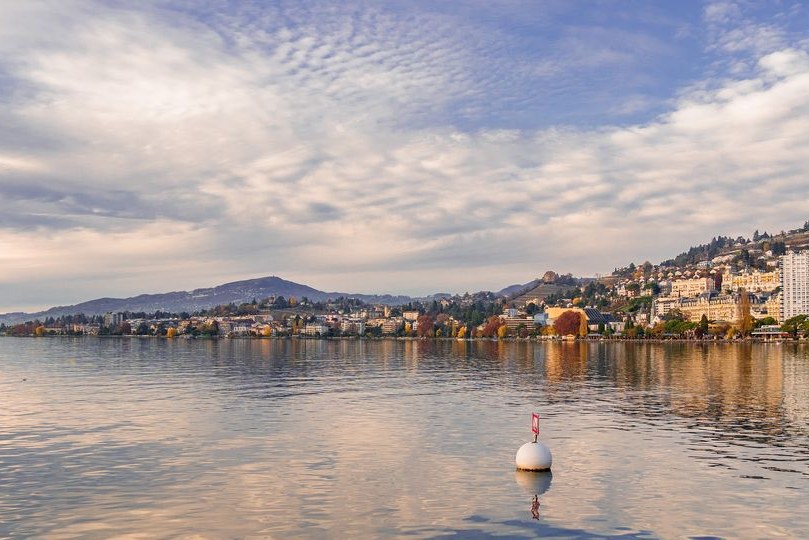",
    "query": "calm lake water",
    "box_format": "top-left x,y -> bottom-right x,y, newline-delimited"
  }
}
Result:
2,338 -> 809,539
